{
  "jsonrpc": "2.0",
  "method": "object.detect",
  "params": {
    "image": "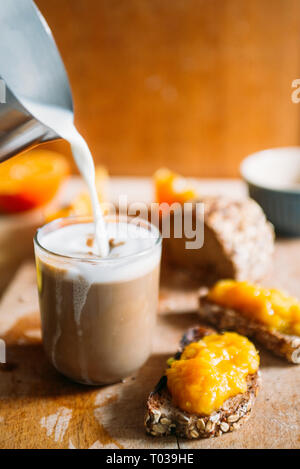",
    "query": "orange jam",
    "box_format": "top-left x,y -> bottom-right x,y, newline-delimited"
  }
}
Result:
208,280 -> 300,336
166,332 -> 259,416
